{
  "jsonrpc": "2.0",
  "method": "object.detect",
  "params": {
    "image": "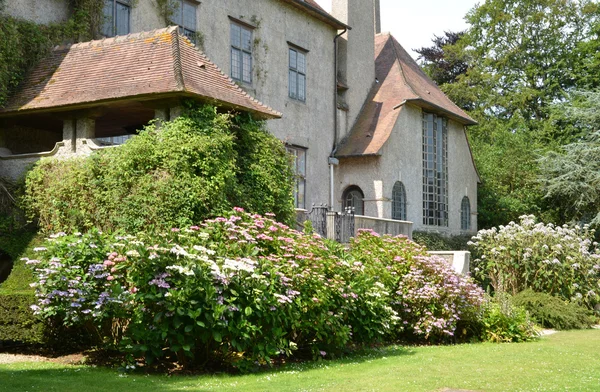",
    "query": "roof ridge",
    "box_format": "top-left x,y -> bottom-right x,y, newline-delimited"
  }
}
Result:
171,28 -> 186,91
53,26 -> 177,51
388,35 -> 418,98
